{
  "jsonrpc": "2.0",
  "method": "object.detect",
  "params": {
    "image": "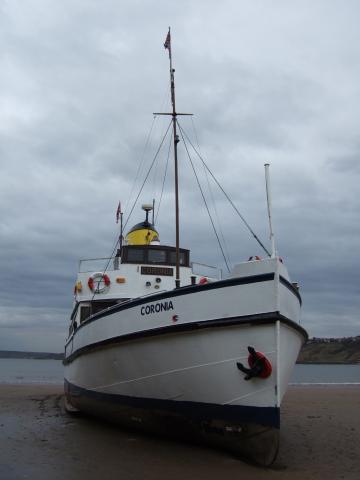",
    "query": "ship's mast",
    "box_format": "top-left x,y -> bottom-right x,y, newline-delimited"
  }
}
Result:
167,29 -> 181,288
156,28 -> 192,288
